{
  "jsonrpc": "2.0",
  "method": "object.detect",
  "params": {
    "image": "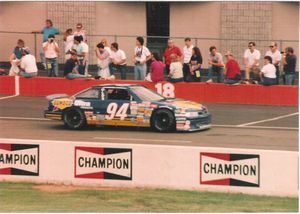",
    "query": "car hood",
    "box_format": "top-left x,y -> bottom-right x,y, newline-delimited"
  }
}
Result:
157,99 -> 204,110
